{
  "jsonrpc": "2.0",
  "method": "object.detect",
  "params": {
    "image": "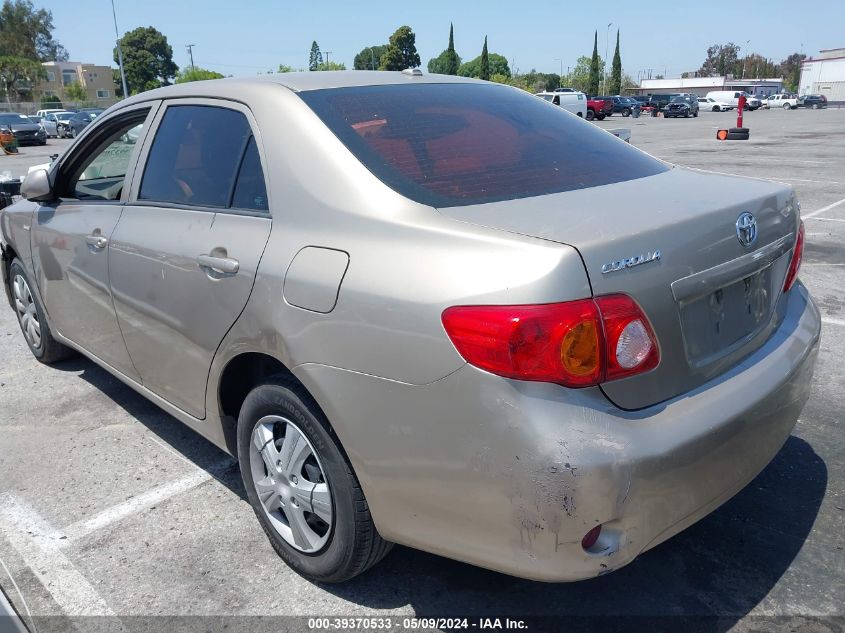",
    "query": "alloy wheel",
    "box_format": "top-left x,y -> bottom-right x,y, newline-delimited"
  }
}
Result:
13,274 -> 41,349
249,415 -> 333,553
